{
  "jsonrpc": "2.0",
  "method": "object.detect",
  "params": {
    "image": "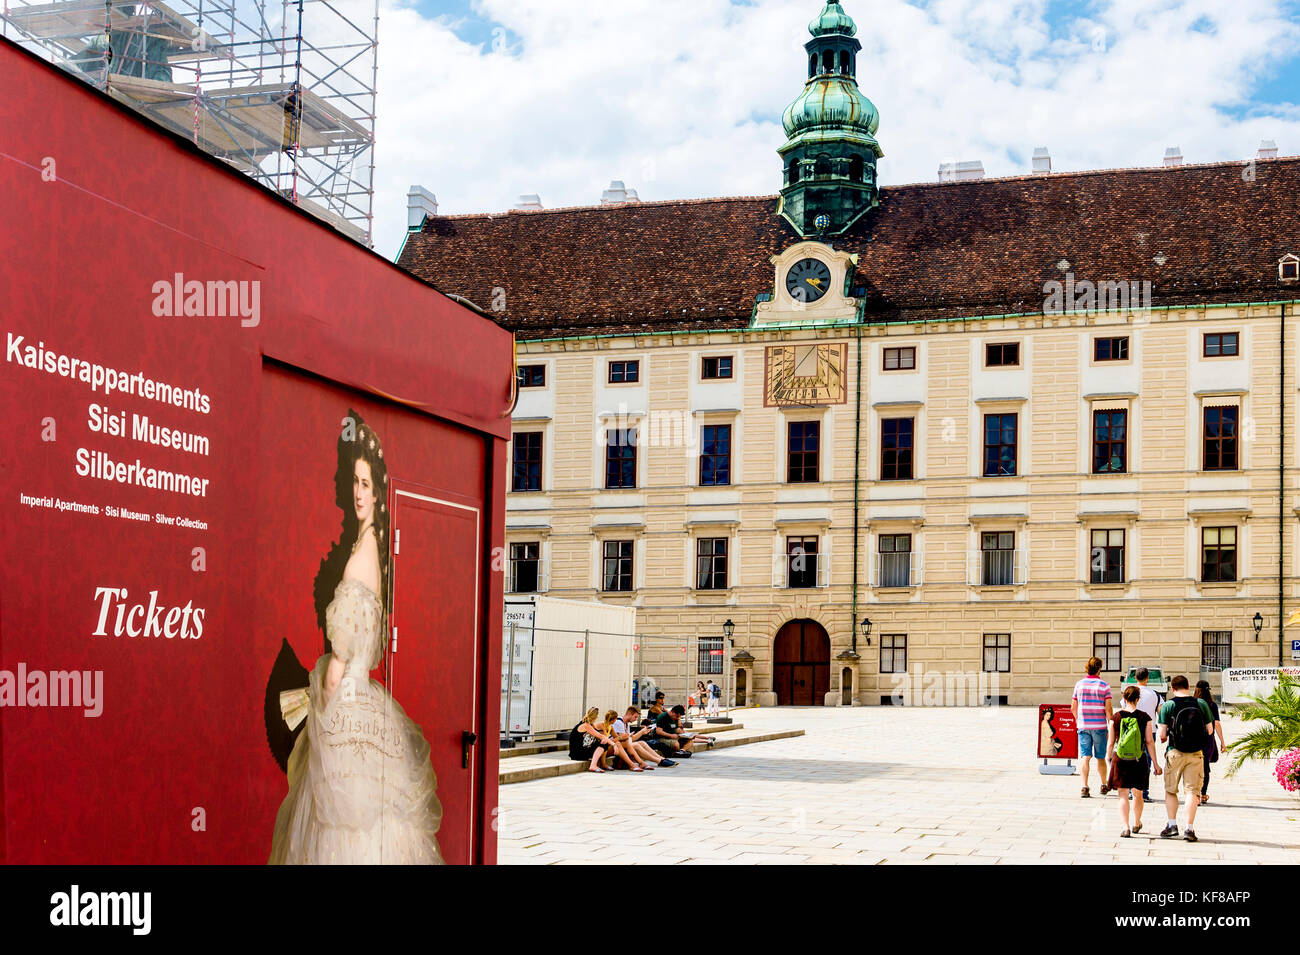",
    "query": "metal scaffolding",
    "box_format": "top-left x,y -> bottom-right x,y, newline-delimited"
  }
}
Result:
3,0 -> 378,245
